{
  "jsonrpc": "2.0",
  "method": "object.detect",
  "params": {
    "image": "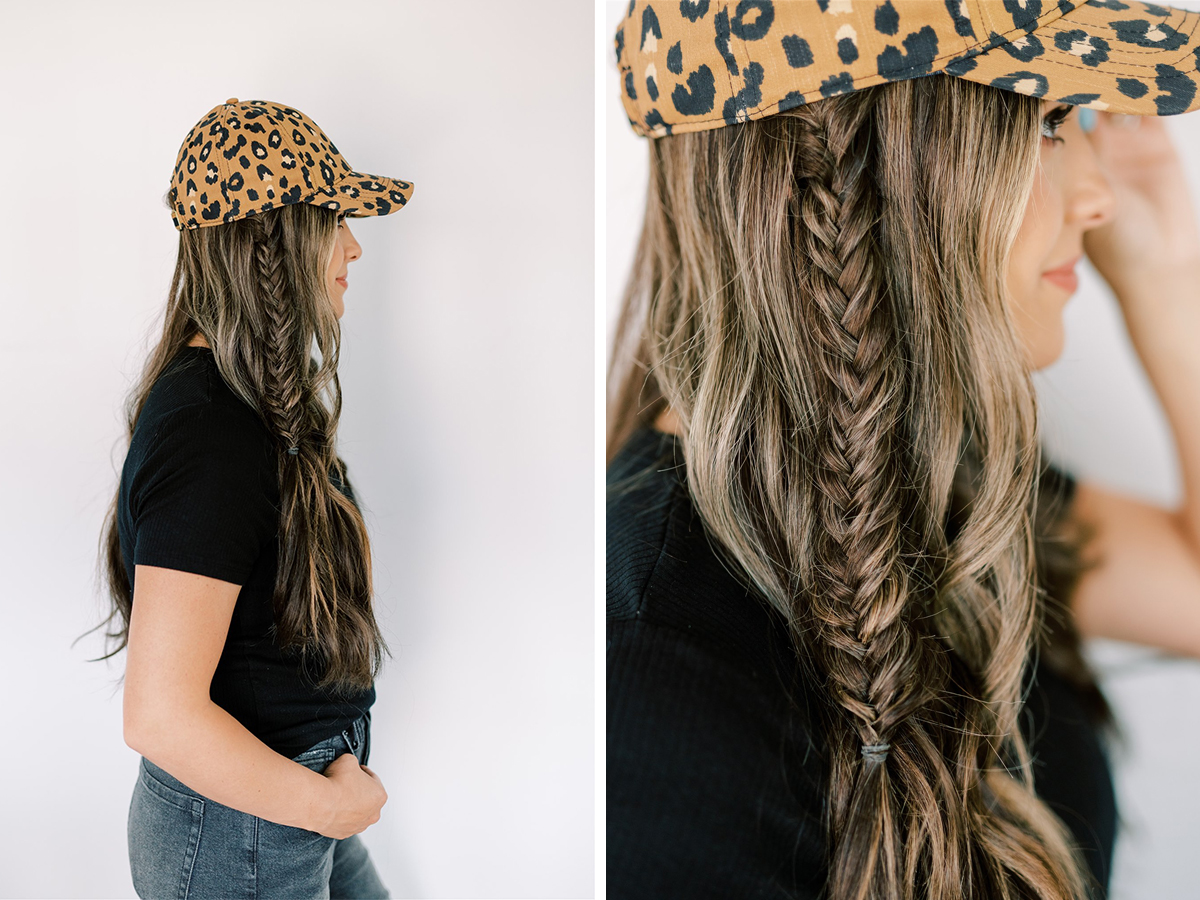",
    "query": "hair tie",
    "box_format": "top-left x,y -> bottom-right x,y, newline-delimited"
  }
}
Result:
861,742 -> 890,763
286,446 -> 299,456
